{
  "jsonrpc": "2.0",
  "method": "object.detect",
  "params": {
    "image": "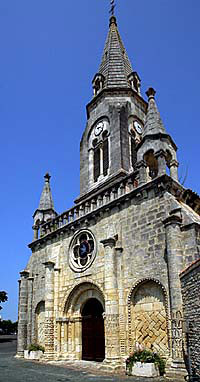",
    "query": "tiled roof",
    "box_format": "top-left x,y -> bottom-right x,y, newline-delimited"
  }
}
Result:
98,16 -> 133,88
